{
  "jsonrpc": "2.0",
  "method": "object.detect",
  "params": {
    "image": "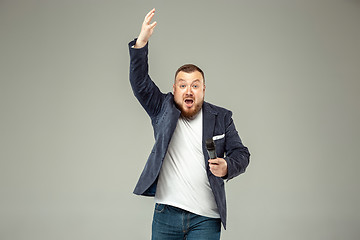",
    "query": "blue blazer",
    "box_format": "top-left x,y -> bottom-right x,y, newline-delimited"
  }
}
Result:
128,39 -> 250,229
